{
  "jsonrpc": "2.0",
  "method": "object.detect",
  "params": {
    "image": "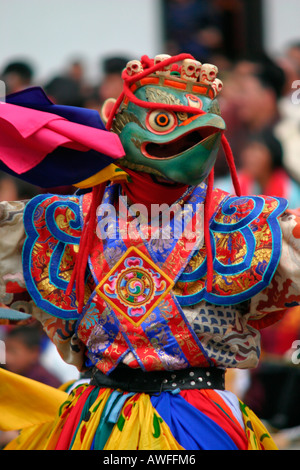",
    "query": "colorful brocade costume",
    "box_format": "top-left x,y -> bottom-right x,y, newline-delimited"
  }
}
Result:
1,182 -> 299,450
0,53 -> 300,450
22,183 -> 288,373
